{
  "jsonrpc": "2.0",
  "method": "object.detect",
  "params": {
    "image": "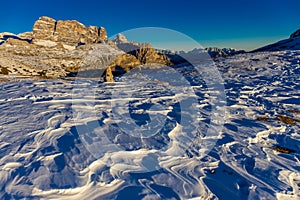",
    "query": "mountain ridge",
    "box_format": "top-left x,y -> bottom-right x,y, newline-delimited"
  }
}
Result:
252,29 -> 300,52
0,16 -> 299,81
0,16 -> 236,81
